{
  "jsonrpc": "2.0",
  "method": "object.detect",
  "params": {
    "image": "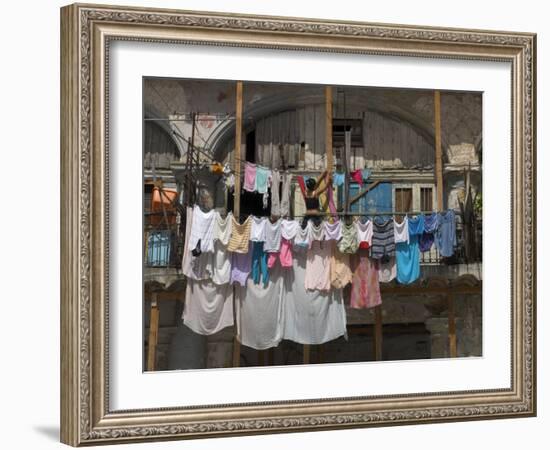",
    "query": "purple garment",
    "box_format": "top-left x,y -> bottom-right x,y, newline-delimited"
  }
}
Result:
231,247 -> 252,286
419,214 -> 440,252
419,233 -> 435,252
